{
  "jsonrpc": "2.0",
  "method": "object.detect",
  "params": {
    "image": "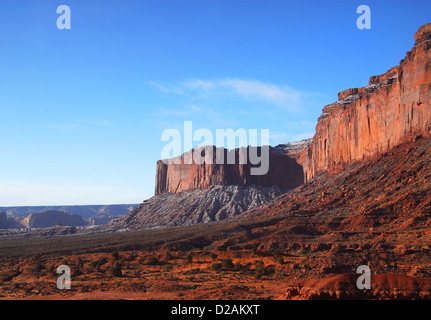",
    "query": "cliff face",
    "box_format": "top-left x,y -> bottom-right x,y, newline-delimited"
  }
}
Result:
305,23 -> 431,181
155,25 -> 431,193
155,145 -> 305,195
116,24 -> 431,232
